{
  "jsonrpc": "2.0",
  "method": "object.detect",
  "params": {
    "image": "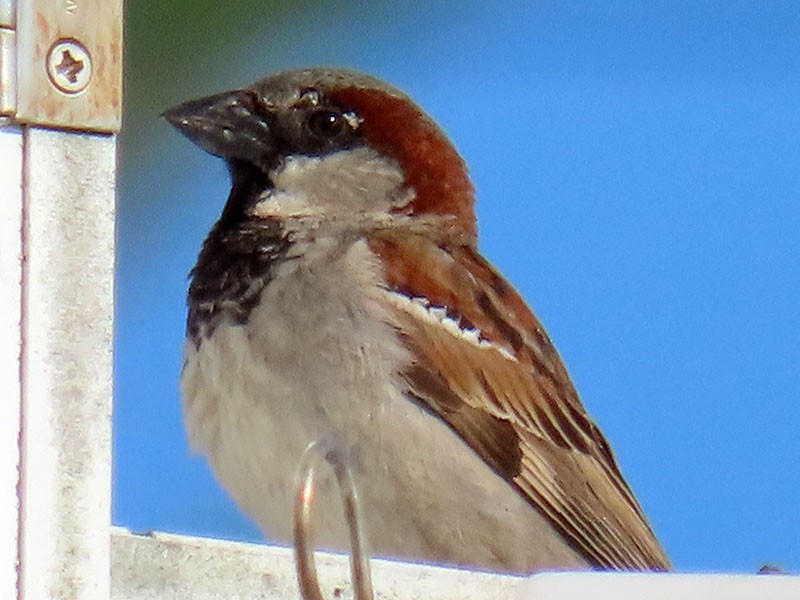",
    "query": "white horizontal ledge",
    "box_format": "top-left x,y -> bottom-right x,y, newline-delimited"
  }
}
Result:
110,527 -> 520,600
111,528 -> 800,600
519,571 -> 800,600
